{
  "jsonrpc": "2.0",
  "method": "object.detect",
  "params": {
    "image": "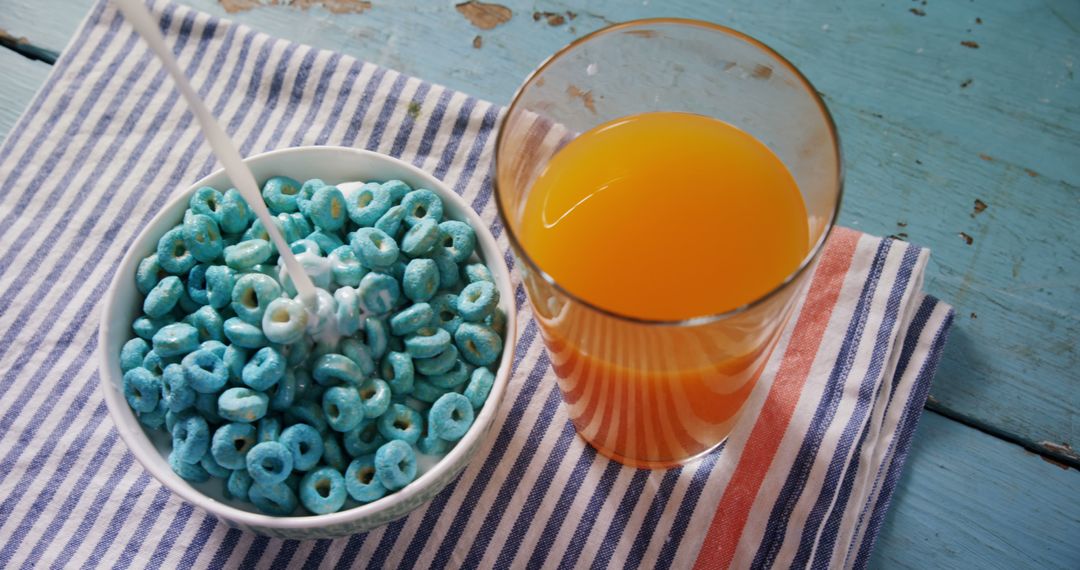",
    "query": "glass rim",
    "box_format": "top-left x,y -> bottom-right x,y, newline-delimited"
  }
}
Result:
493,17 -> 845,328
